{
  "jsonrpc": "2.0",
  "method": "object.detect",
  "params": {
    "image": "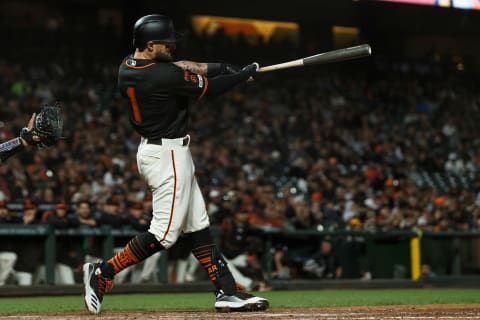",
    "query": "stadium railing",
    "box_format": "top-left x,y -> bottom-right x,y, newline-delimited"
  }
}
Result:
0,225 -> 479,285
